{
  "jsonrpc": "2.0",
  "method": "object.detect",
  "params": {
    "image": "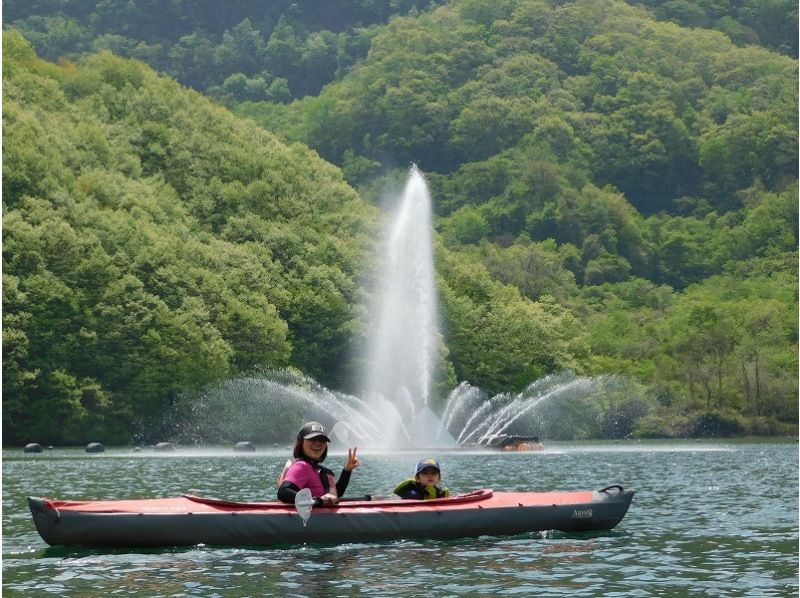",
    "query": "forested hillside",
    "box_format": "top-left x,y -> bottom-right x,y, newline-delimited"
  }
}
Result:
3,31 -> 378,443
3,0 -> 798,444
6,0 -> 796,106
5,0 -> 449,102
4,30 -> 589,444
241,0 -> 797,435
629,0 -> 797,56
